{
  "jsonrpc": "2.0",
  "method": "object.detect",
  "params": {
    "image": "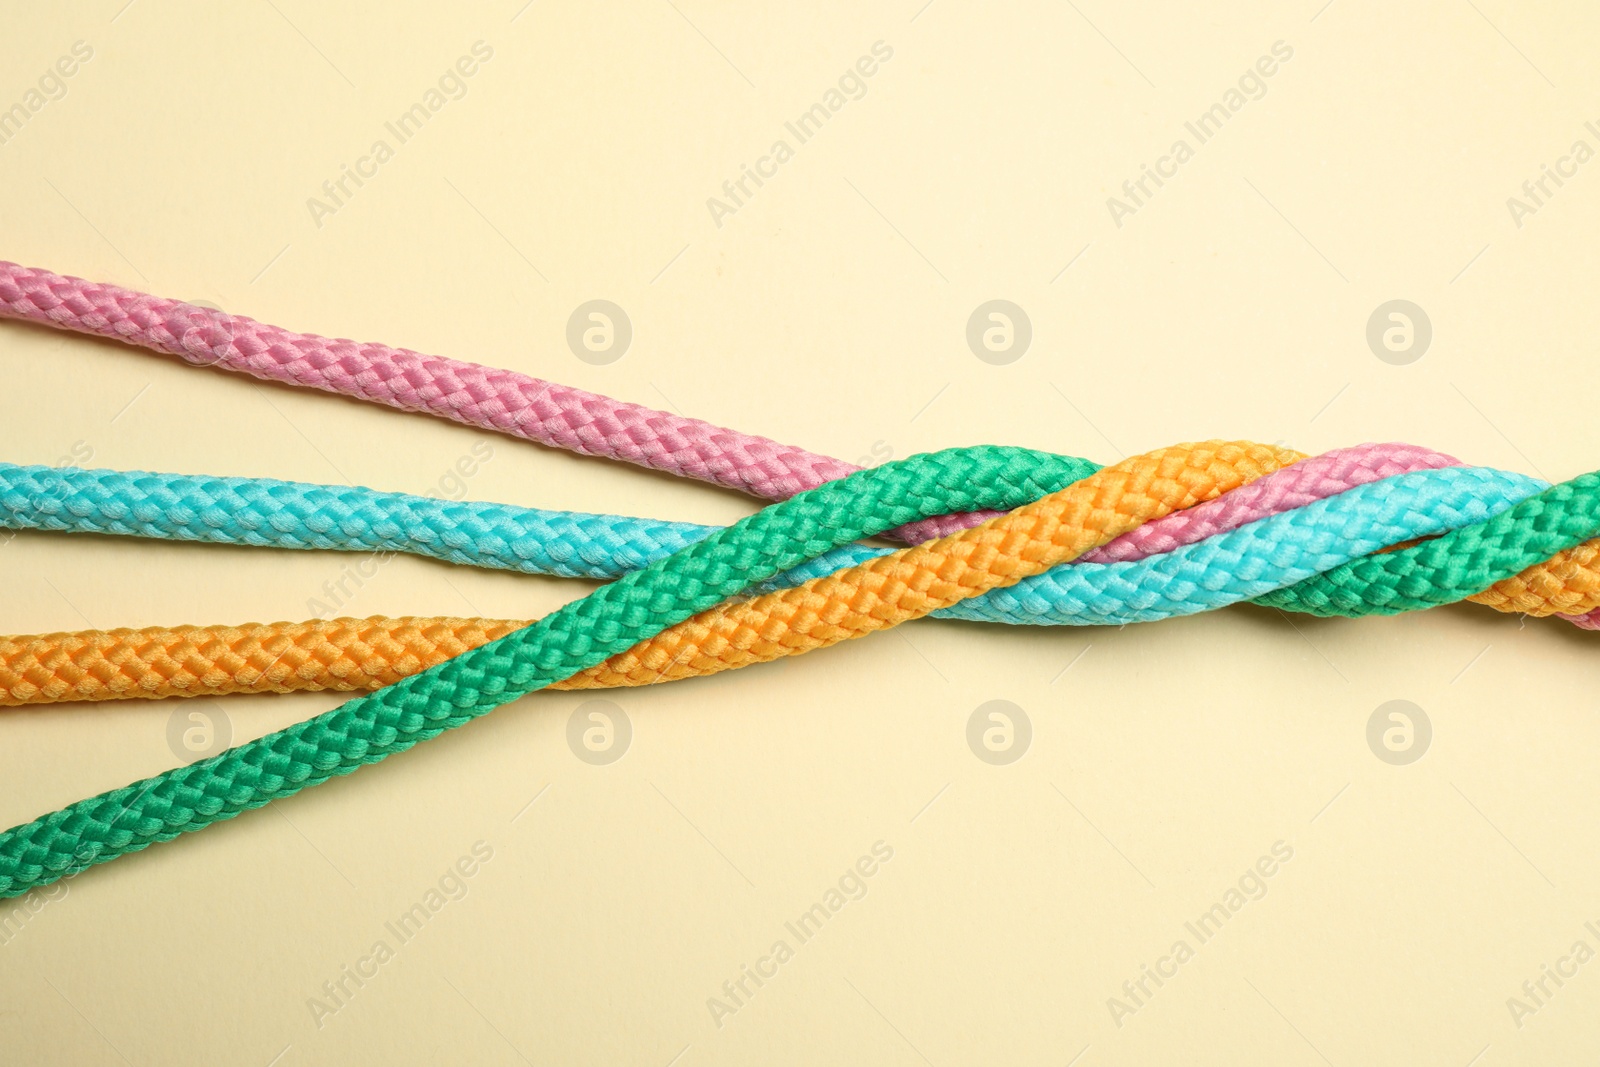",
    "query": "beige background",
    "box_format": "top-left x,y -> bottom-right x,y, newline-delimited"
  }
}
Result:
2,1 -> 1599,1063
